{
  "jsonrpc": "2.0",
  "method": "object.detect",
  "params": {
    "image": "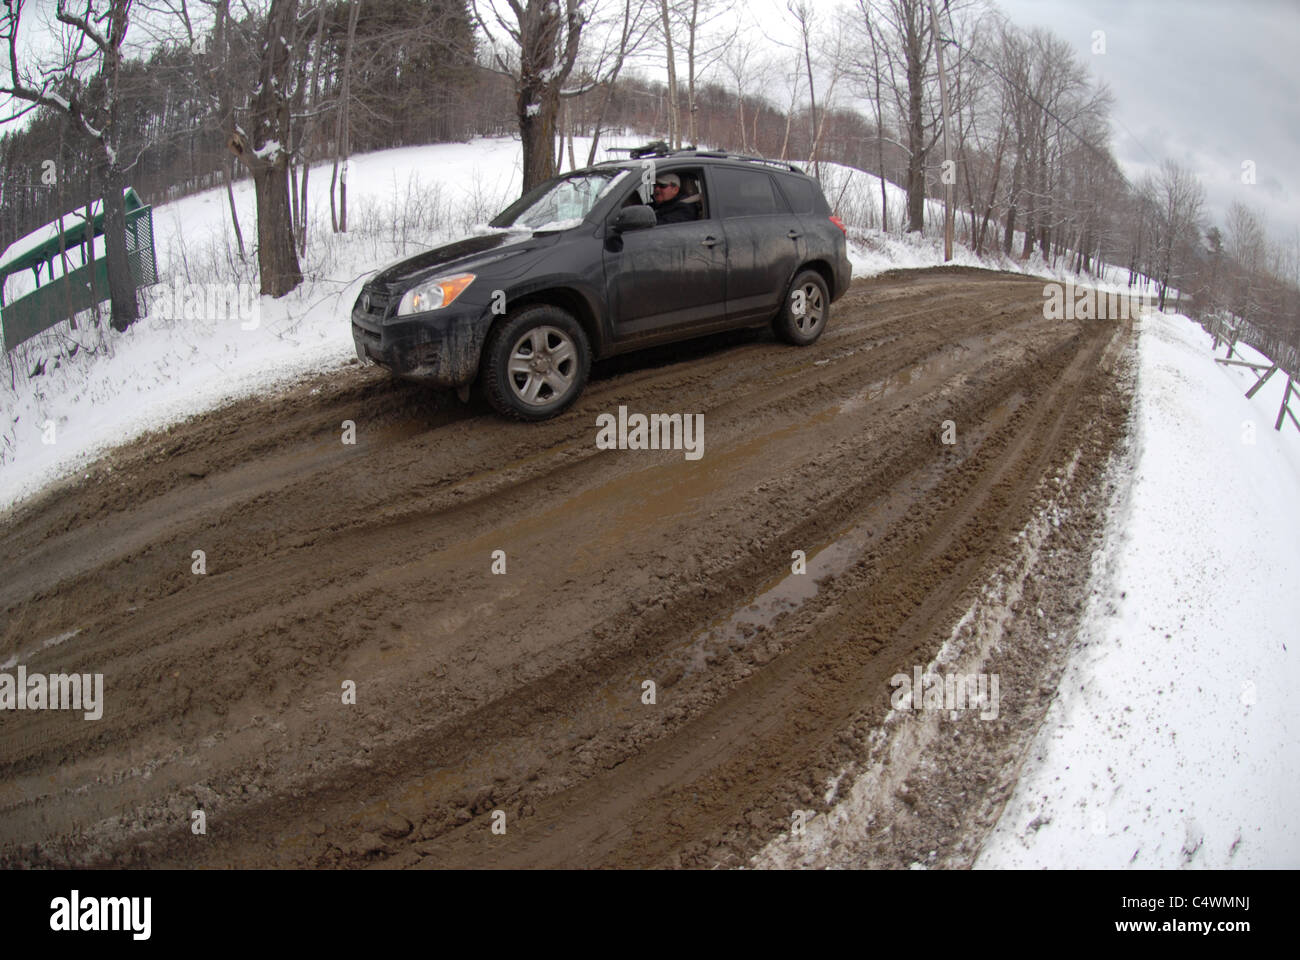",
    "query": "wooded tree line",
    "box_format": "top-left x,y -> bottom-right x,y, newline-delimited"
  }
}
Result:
2,0 -> 1296,353
2,0 -> 489,306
